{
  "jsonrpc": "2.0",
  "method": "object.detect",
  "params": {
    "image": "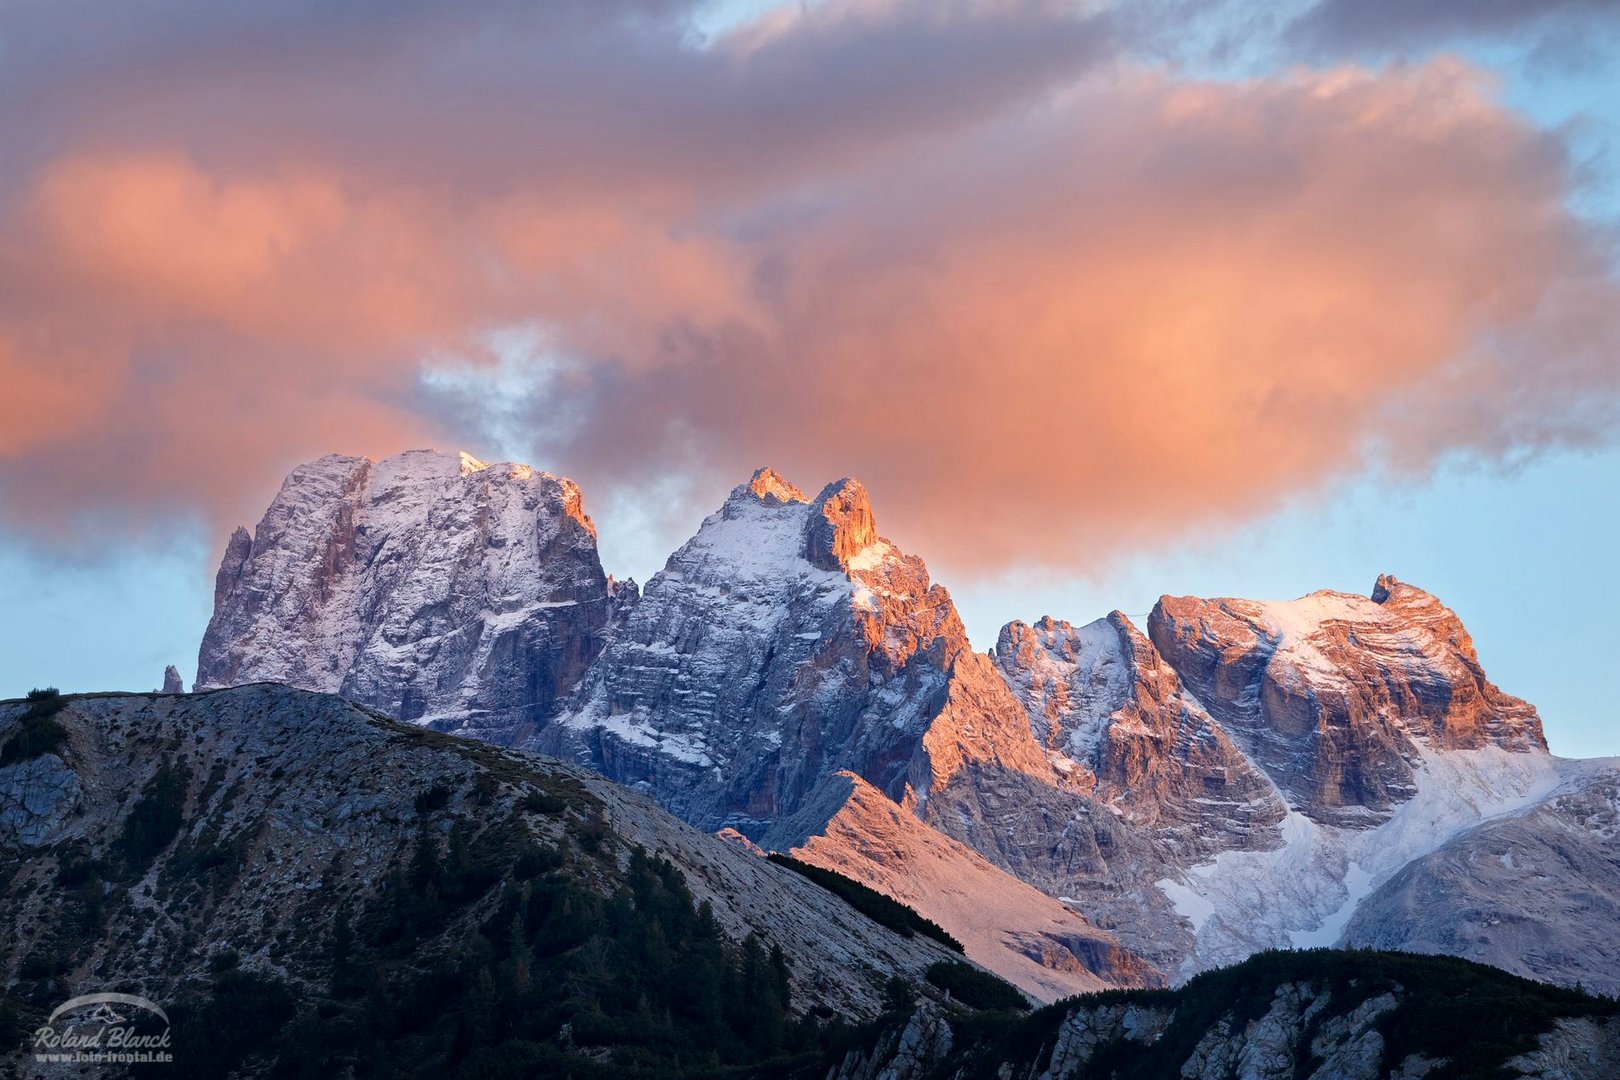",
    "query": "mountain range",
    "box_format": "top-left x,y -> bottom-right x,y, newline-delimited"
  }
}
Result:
9,686 -> 1617,1078
187,450 -> 1620,1005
